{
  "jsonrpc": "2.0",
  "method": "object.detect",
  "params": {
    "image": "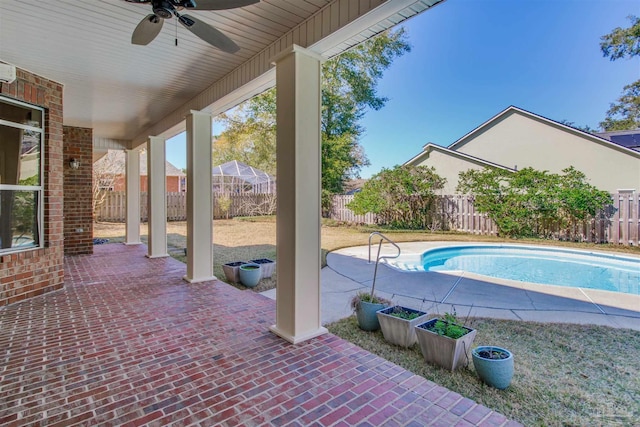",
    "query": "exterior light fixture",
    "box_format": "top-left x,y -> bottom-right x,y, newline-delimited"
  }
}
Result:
69,158 -> 81,170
